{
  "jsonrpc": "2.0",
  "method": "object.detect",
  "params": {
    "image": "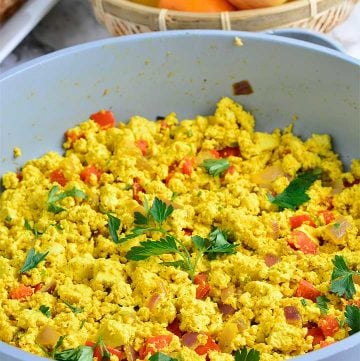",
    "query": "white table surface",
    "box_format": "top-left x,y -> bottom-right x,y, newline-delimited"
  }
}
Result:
0,0 -> 359,74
